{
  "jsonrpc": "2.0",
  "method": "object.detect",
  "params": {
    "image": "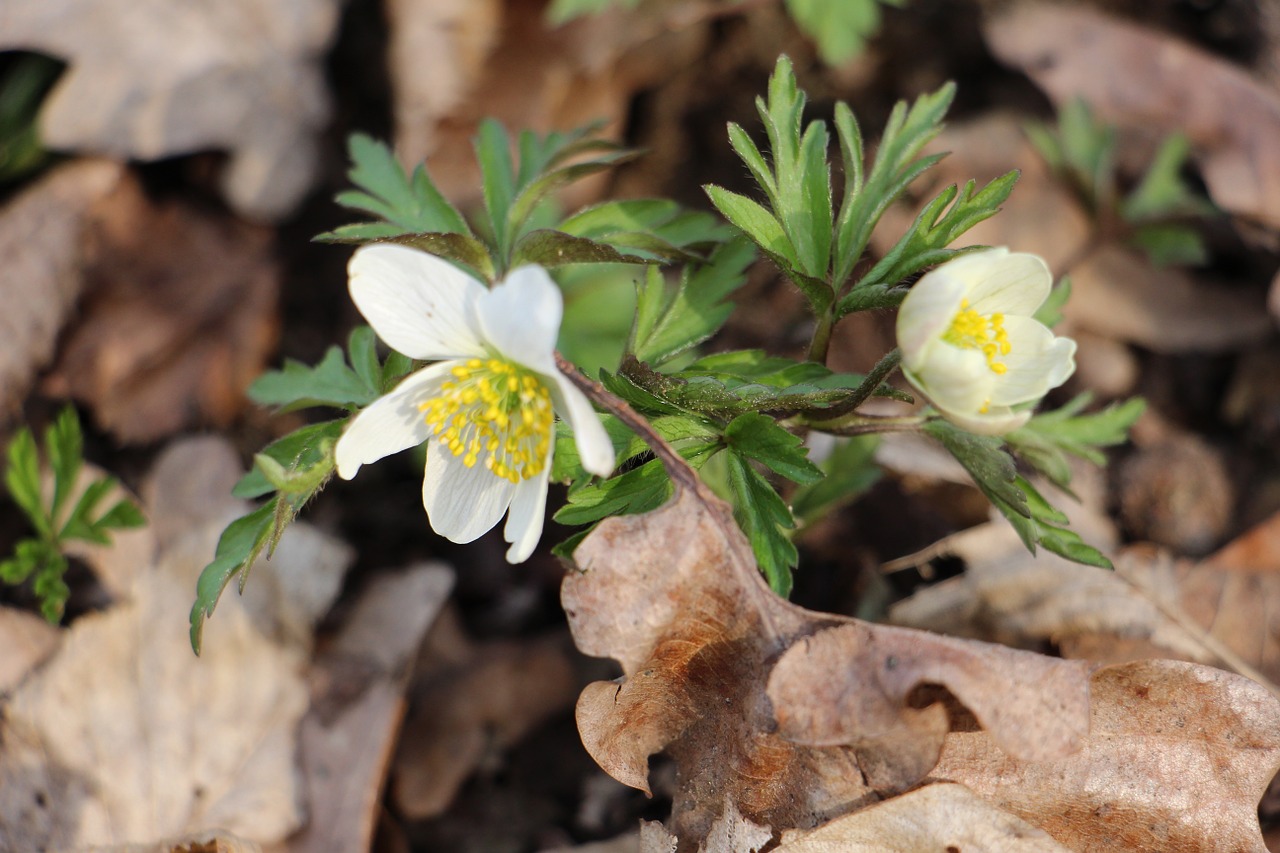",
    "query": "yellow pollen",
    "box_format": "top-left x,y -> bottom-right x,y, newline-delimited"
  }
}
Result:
418,357 -> 554,483
943,299 -> 1012,375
